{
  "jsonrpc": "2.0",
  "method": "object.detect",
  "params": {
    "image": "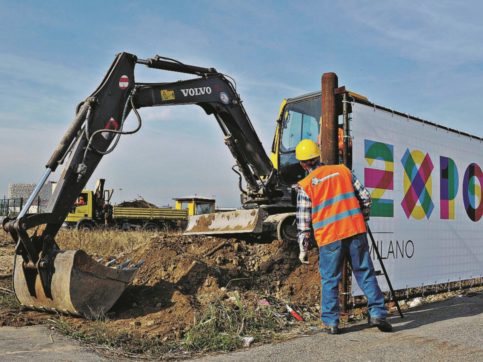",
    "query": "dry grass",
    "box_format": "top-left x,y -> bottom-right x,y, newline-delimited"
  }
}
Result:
56,229 -> 178,257
49,317 -> 182,359
0,288 -> 18,309
48,294 -> 292,358
183,295 -> 290,352
1,227 -> 172,257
